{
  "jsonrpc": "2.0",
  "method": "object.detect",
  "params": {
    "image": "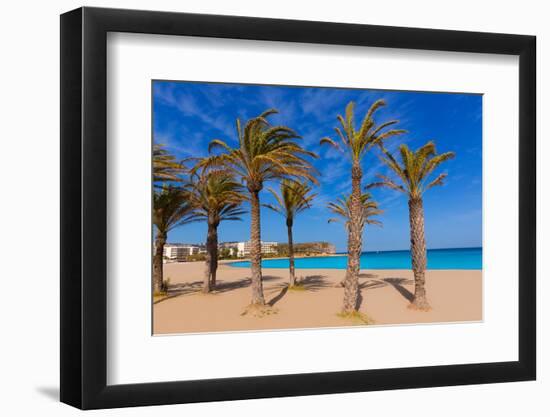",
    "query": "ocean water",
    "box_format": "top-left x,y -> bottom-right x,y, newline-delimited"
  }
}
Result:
229,247 -> 482,270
